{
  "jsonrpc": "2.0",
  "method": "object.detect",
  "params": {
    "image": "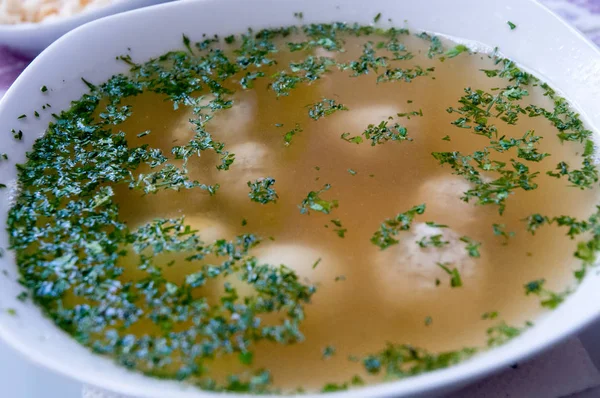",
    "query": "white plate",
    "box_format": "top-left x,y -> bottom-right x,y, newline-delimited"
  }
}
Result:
0,0 -> 174,56
0,0 -> 599,397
